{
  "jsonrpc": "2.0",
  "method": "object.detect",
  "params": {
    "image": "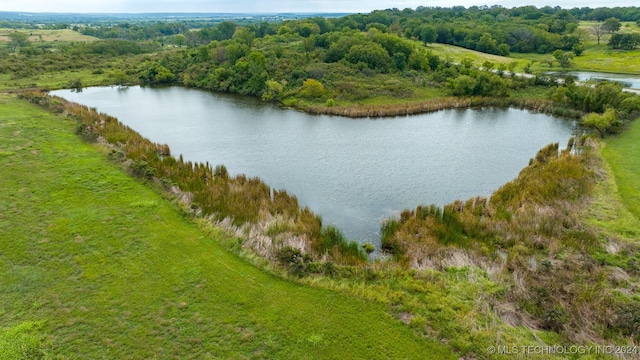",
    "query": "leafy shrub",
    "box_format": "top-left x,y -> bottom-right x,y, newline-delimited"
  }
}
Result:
275,246 -> 312,276
76,123 -> 99,142
299,78 -> 325,98
130,159 -> 156,179
612,302 -> 640,339
276,246 -> 306,266
362,242 -> 375,254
